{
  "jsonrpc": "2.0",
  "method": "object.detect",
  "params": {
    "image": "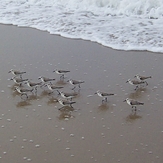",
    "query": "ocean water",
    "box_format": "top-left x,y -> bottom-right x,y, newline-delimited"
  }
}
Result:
0,0 -> 163,53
